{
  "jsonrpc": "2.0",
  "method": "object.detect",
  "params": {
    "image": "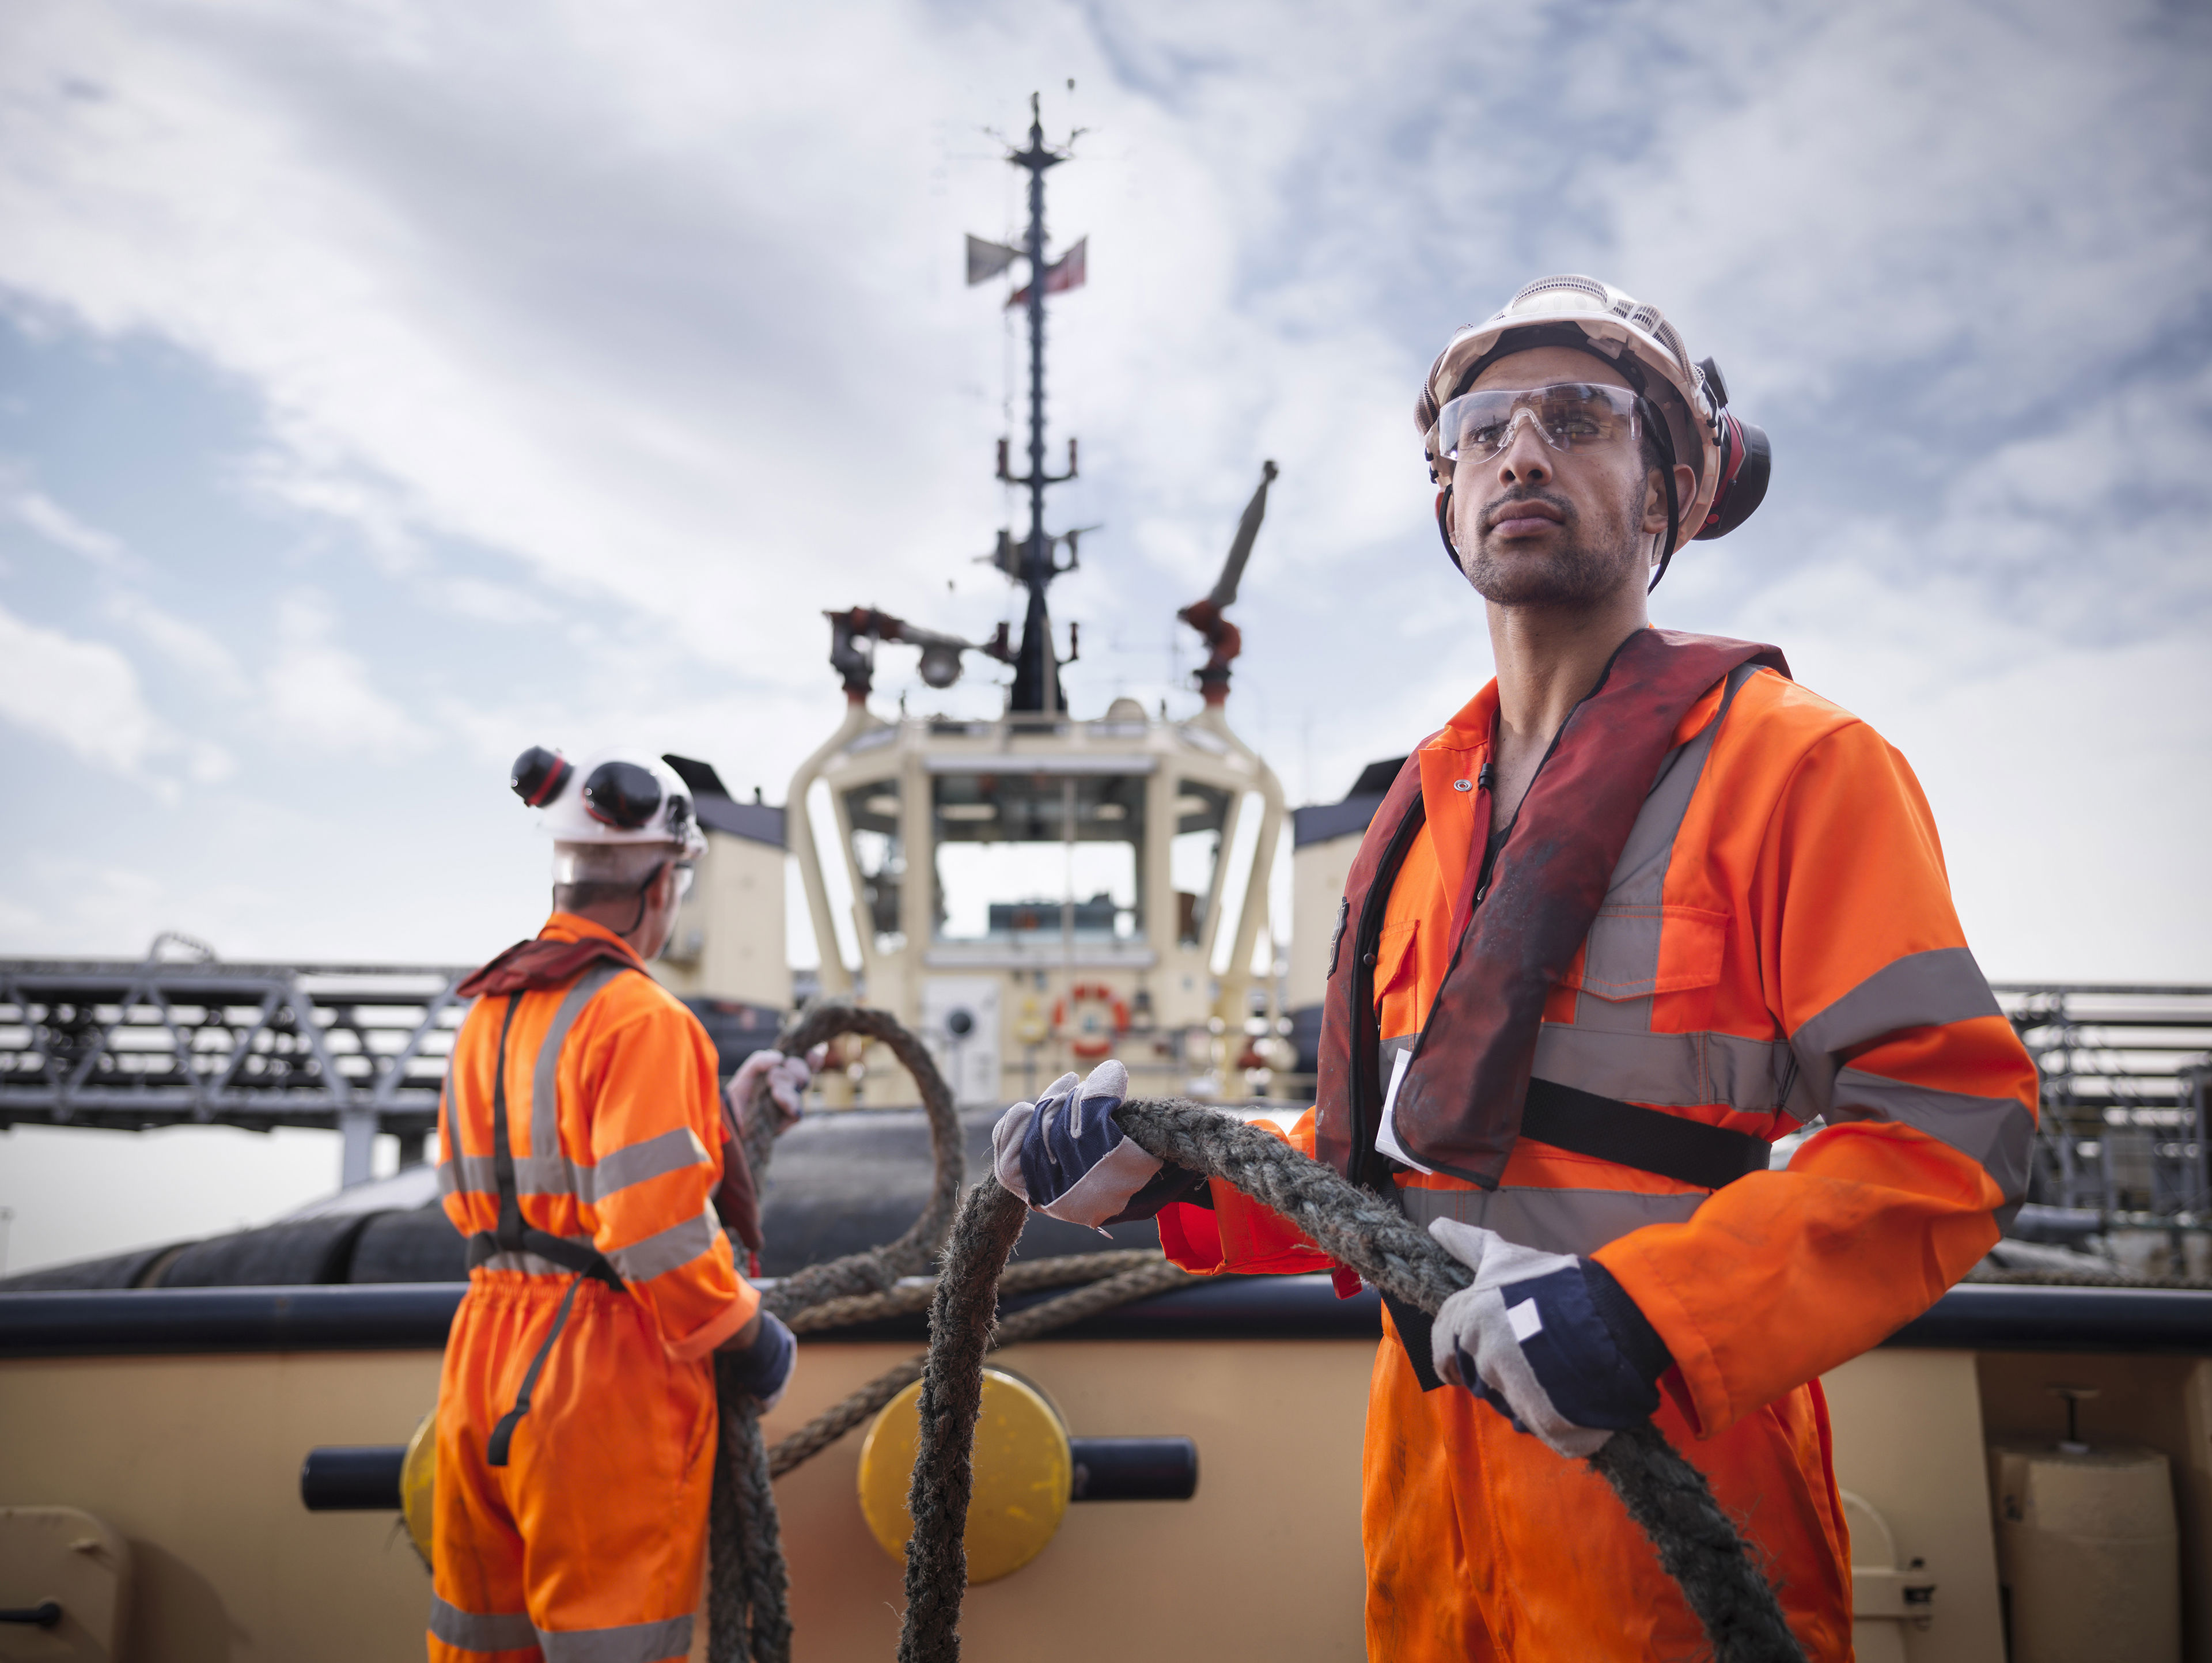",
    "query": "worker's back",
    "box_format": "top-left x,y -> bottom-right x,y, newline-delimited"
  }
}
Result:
440,916 -> 742,1341
429,910 -> 759,1663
